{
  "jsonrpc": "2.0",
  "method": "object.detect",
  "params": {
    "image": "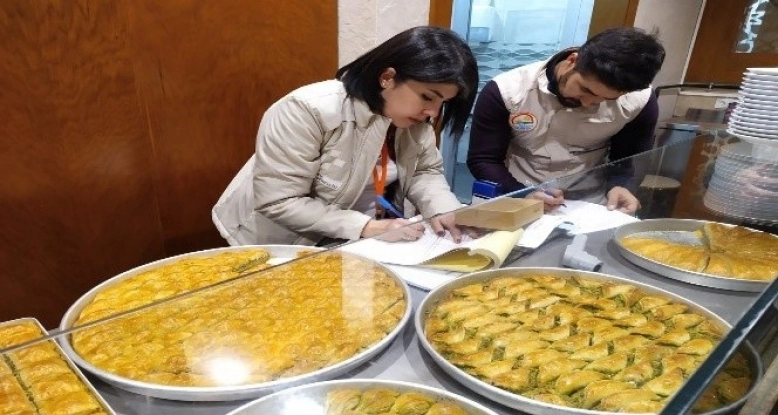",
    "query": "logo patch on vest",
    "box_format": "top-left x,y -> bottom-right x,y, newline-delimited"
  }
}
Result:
509,111 -> 537,131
